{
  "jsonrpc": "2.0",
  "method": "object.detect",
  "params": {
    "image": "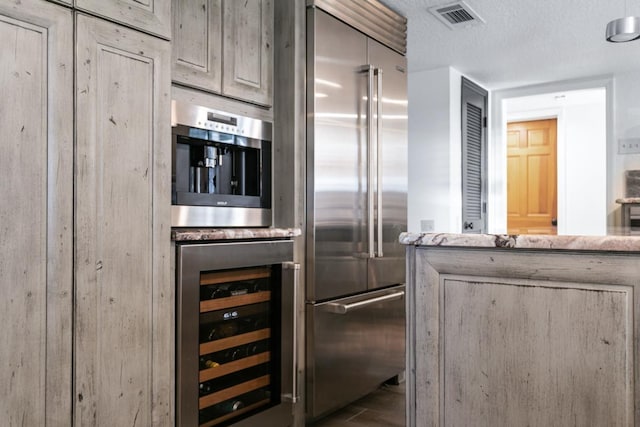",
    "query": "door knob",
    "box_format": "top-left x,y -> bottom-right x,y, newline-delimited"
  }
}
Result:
463,222 -> 474,230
